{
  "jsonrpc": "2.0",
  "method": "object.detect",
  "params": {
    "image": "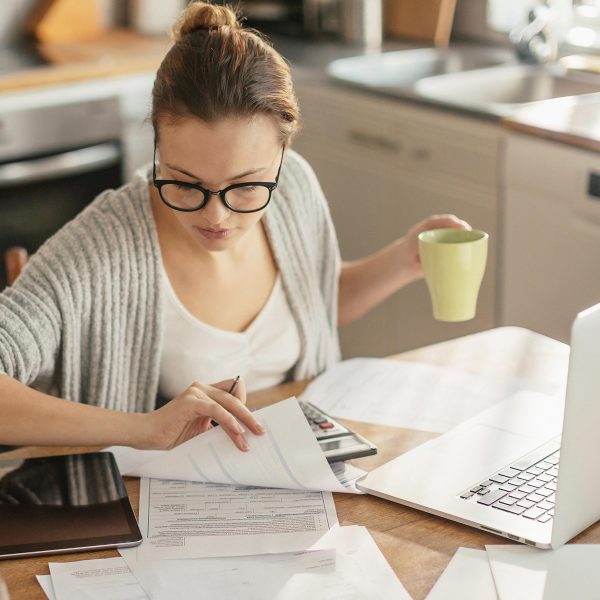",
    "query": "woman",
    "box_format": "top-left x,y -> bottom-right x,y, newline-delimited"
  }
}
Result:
0,1 -> 468,452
